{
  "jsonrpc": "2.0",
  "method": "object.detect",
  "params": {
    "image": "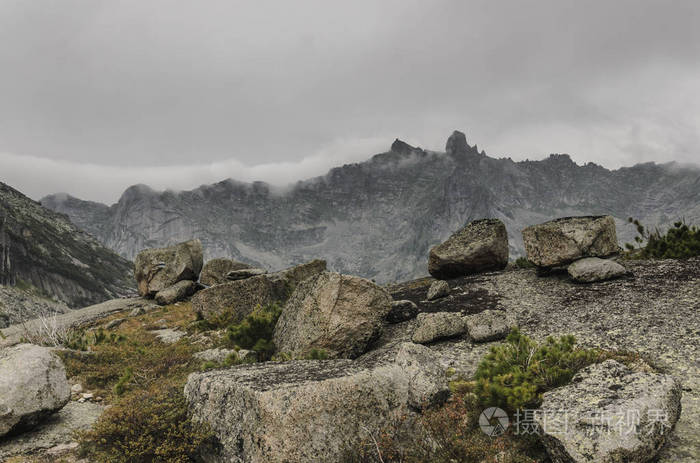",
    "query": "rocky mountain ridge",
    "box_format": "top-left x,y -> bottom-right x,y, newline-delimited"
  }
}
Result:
42,131 -> 700,283
0,182 -> 135,322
